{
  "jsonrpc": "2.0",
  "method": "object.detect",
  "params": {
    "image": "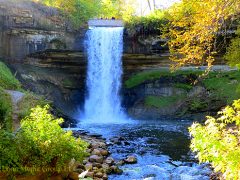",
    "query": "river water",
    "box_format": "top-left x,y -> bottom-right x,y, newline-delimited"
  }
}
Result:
78,119 -> 212,180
